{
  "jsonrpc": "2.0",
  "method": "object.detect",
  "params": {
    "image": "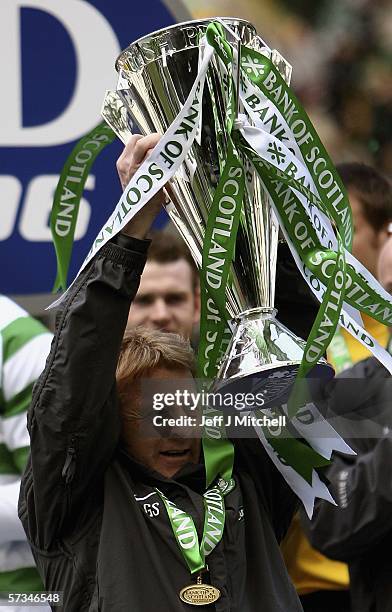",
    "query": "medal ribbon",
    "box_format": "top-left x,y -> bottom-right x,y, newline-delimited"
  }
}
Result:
156,477 -> 235,574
